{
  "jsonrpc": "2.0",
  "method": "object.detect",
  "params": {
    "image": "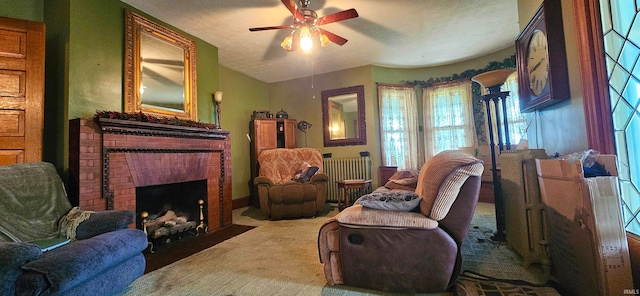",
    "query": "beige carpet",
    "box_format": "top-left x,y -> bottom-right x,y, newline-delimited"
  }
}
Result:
117,203 -> 547,296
